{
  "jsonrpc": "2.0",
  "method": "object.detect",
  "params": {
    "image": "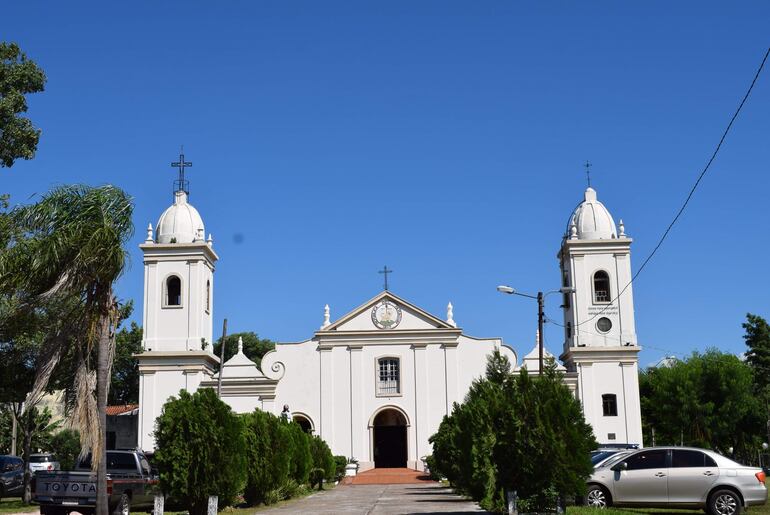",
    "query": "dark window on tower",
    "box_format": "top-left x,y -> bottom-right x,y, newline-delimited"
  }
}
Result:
602,394 -> 618,416
166,276 -> 181,306
205,280 -> 210,312
593,271 -> 611,303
